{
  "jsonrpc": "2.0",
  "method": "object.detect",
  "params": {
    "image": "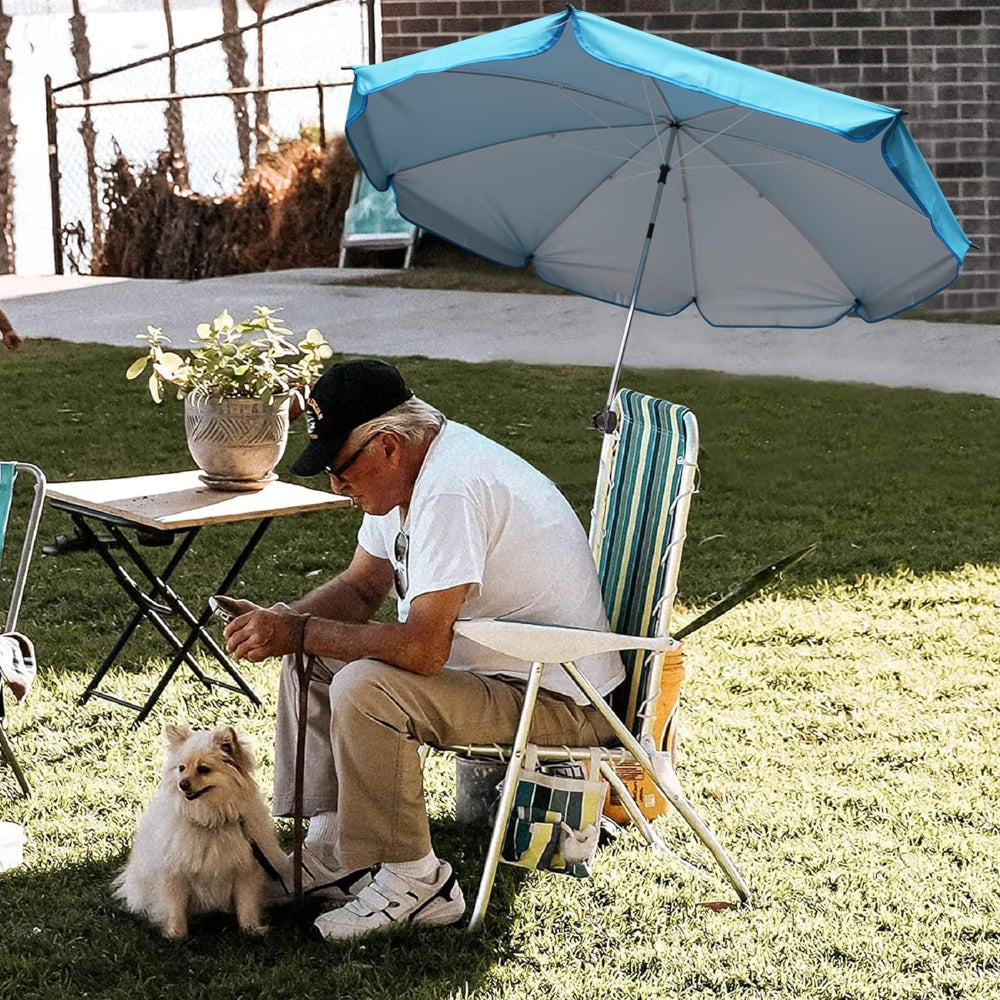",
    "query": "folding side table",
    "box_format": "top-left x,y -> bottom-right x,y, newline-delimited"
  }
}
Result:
46,471 -> 351,725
